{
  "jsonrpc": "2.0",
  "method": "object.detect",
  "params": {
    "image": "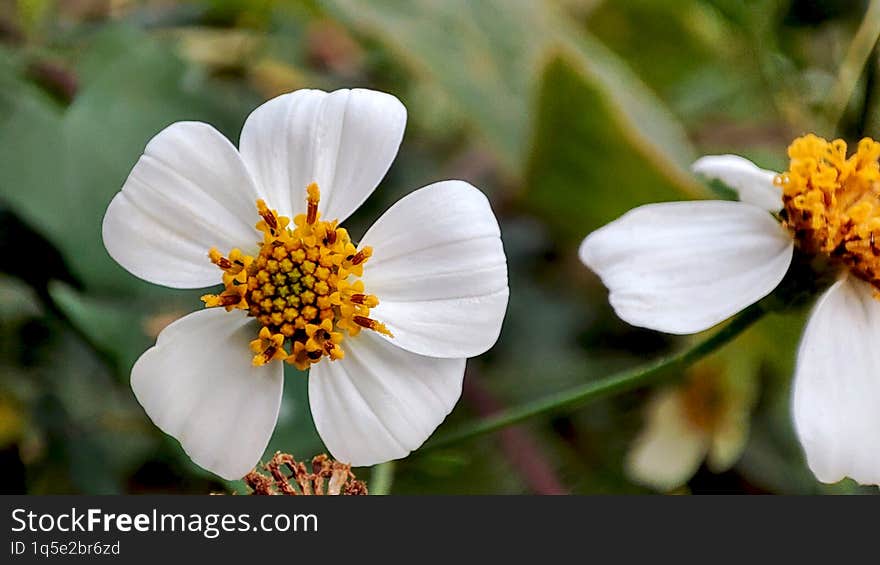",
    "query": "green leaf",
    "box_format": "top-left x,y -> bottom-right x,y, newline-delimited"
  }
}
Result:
47,282 -> 152,375
15,0 -> 54,35
263,366 -> 324,460
585,0 -> 764,122
0,207 -> 81,299
525,56 -> 705,237
0,25 -> 249,298
320,0 -> 698,178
